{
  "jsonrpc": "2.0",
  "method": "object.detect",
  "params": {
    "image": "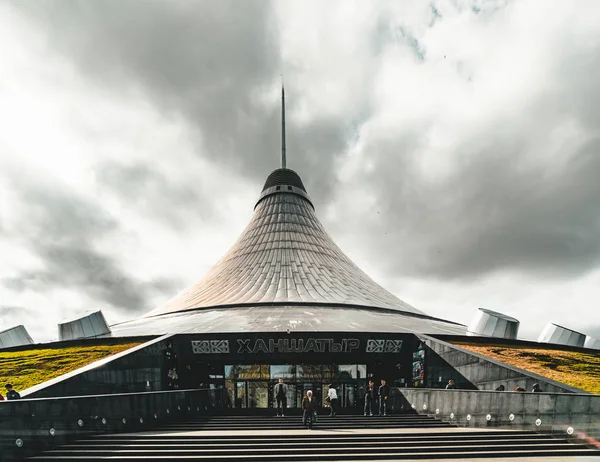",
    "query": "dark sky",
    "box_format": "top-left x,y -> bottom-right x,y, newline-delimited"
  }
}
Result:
1,0 -> 599,342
